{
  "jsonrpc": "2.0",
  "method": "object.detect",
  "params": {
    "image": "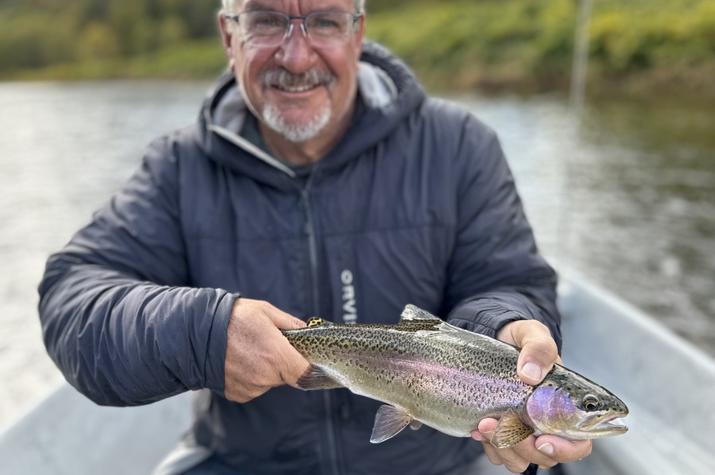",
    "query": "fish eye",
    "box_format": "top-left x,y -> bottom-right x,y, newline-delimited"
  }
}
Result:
583,394 -> 600,411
